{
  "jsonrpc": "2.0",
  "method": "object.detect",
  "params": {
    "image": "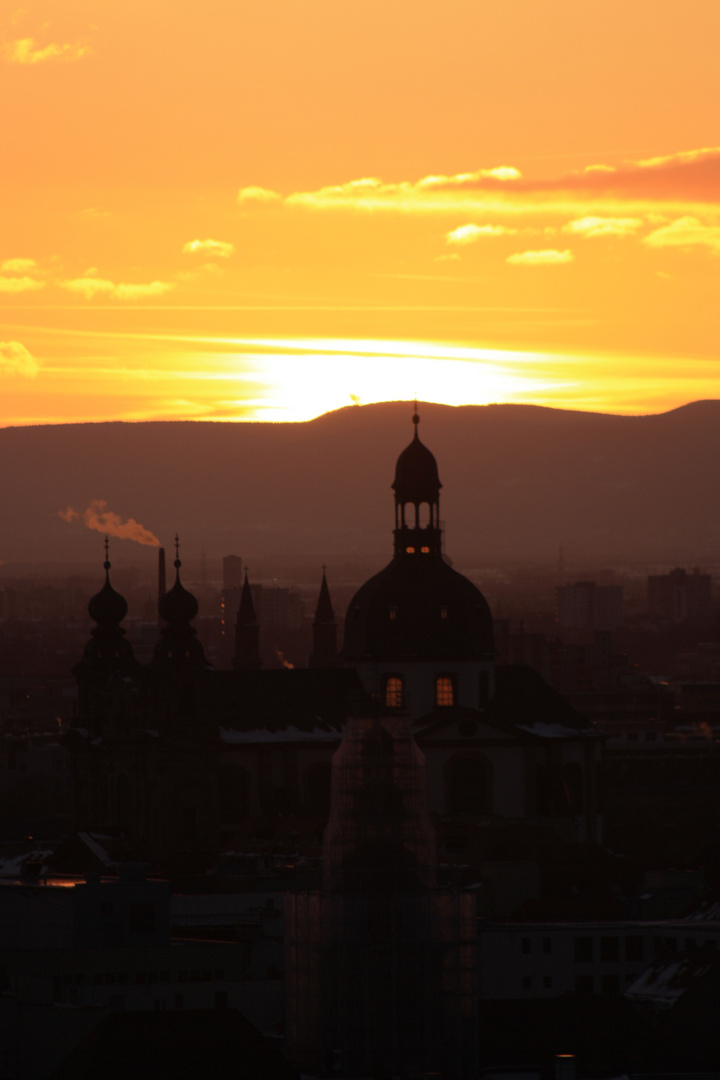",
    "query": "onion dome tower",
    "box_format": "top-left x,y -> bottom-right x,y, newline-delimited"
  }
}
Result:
74,538 -> 138,725
309,567 -> 339,668
392,408 -> 443,557
152,536 -> 207,668
342,407 -> 494,717
235,570 -> 261,670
